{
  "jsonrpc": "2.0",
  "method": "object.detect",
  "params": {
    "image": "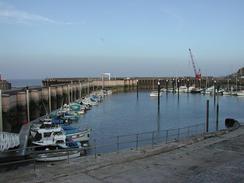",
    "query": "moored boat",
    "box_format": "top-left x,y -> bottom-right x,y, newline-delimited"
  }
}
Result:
33,141 -> 85,162
190,88 -> 202,94
63,126 -> 91,143
32,127 -> 66,147
149,91 -> 162,97
237,90 -> 244,96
